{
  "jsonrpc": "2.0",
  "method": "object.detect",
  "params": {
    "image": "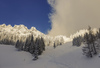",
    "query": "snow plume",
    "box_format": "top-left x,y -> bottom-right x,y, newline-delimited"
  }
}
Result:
47,0 -> 100,37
